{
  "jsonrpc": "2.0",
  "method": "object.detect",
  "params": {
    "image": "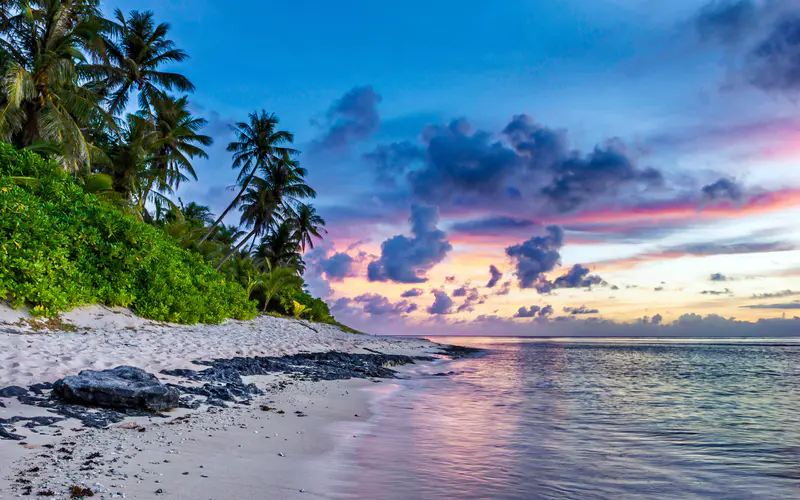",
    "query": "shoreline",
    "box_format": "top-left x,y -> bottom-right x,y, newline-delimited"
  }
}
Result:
0,306 -> 464,499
